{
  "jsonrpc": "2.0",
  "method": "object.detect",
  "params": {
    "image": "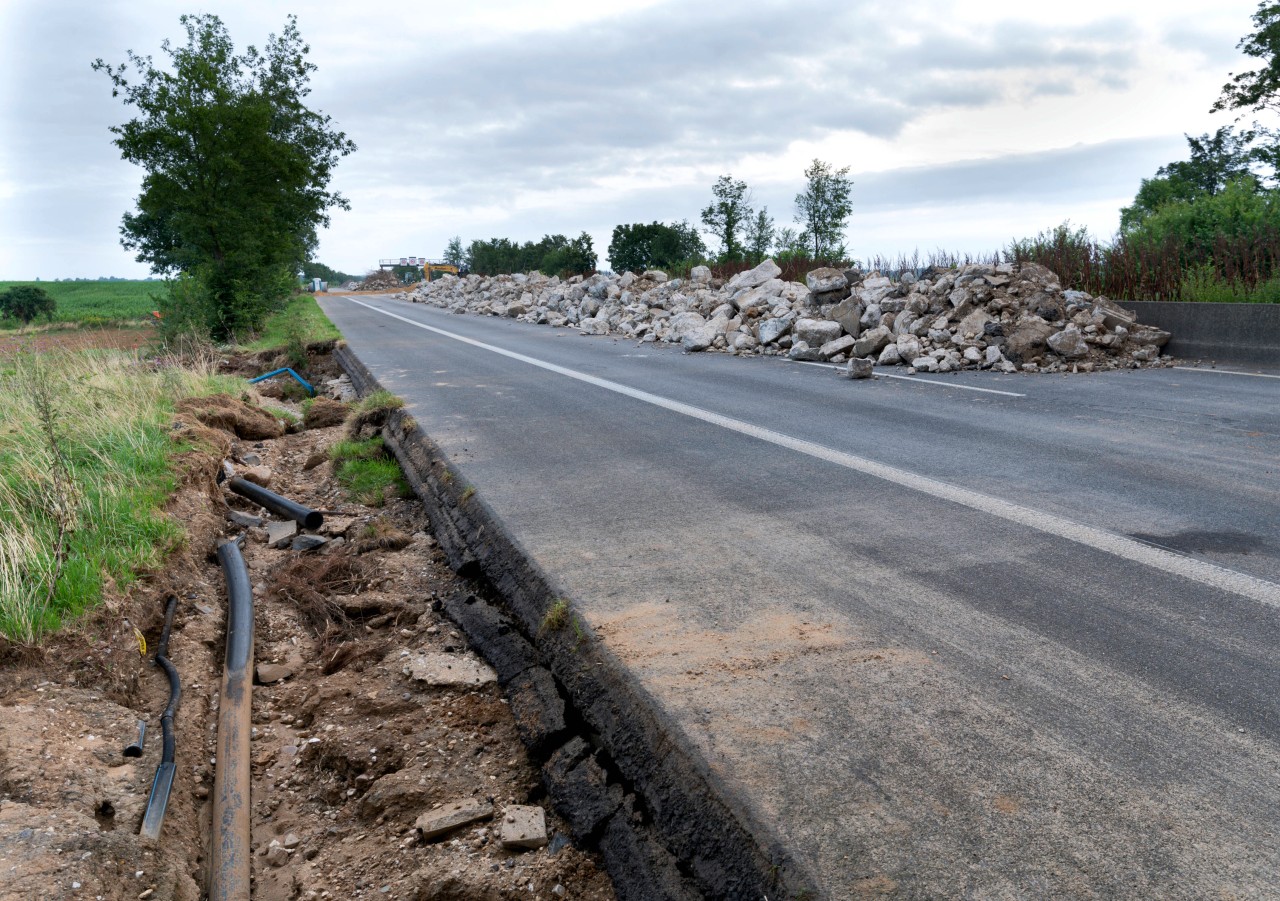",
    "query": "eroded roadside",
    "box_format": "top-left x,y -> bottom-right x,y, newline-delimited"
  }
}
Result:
0,343 -> 615,901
